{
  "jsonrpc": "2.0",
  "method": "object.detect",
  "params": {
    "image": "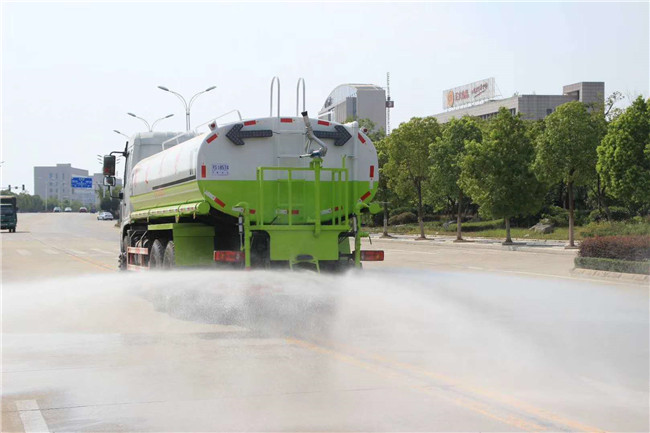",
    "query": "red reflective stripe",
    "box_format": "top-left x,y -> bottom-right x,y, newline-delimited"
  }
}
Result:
280,118 -> 293,123
206,134 -> 218,143
249,209 -> 256,214
370,165 -> 375,178
213,196 -> 225,207
358,133 -> 366,143
317,120 -> 330,126
201,164 -> 206,178
334,206 -> 339,211
244,120 -> 256,126
360,191 -> 371,201
291,209 -> 299,215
